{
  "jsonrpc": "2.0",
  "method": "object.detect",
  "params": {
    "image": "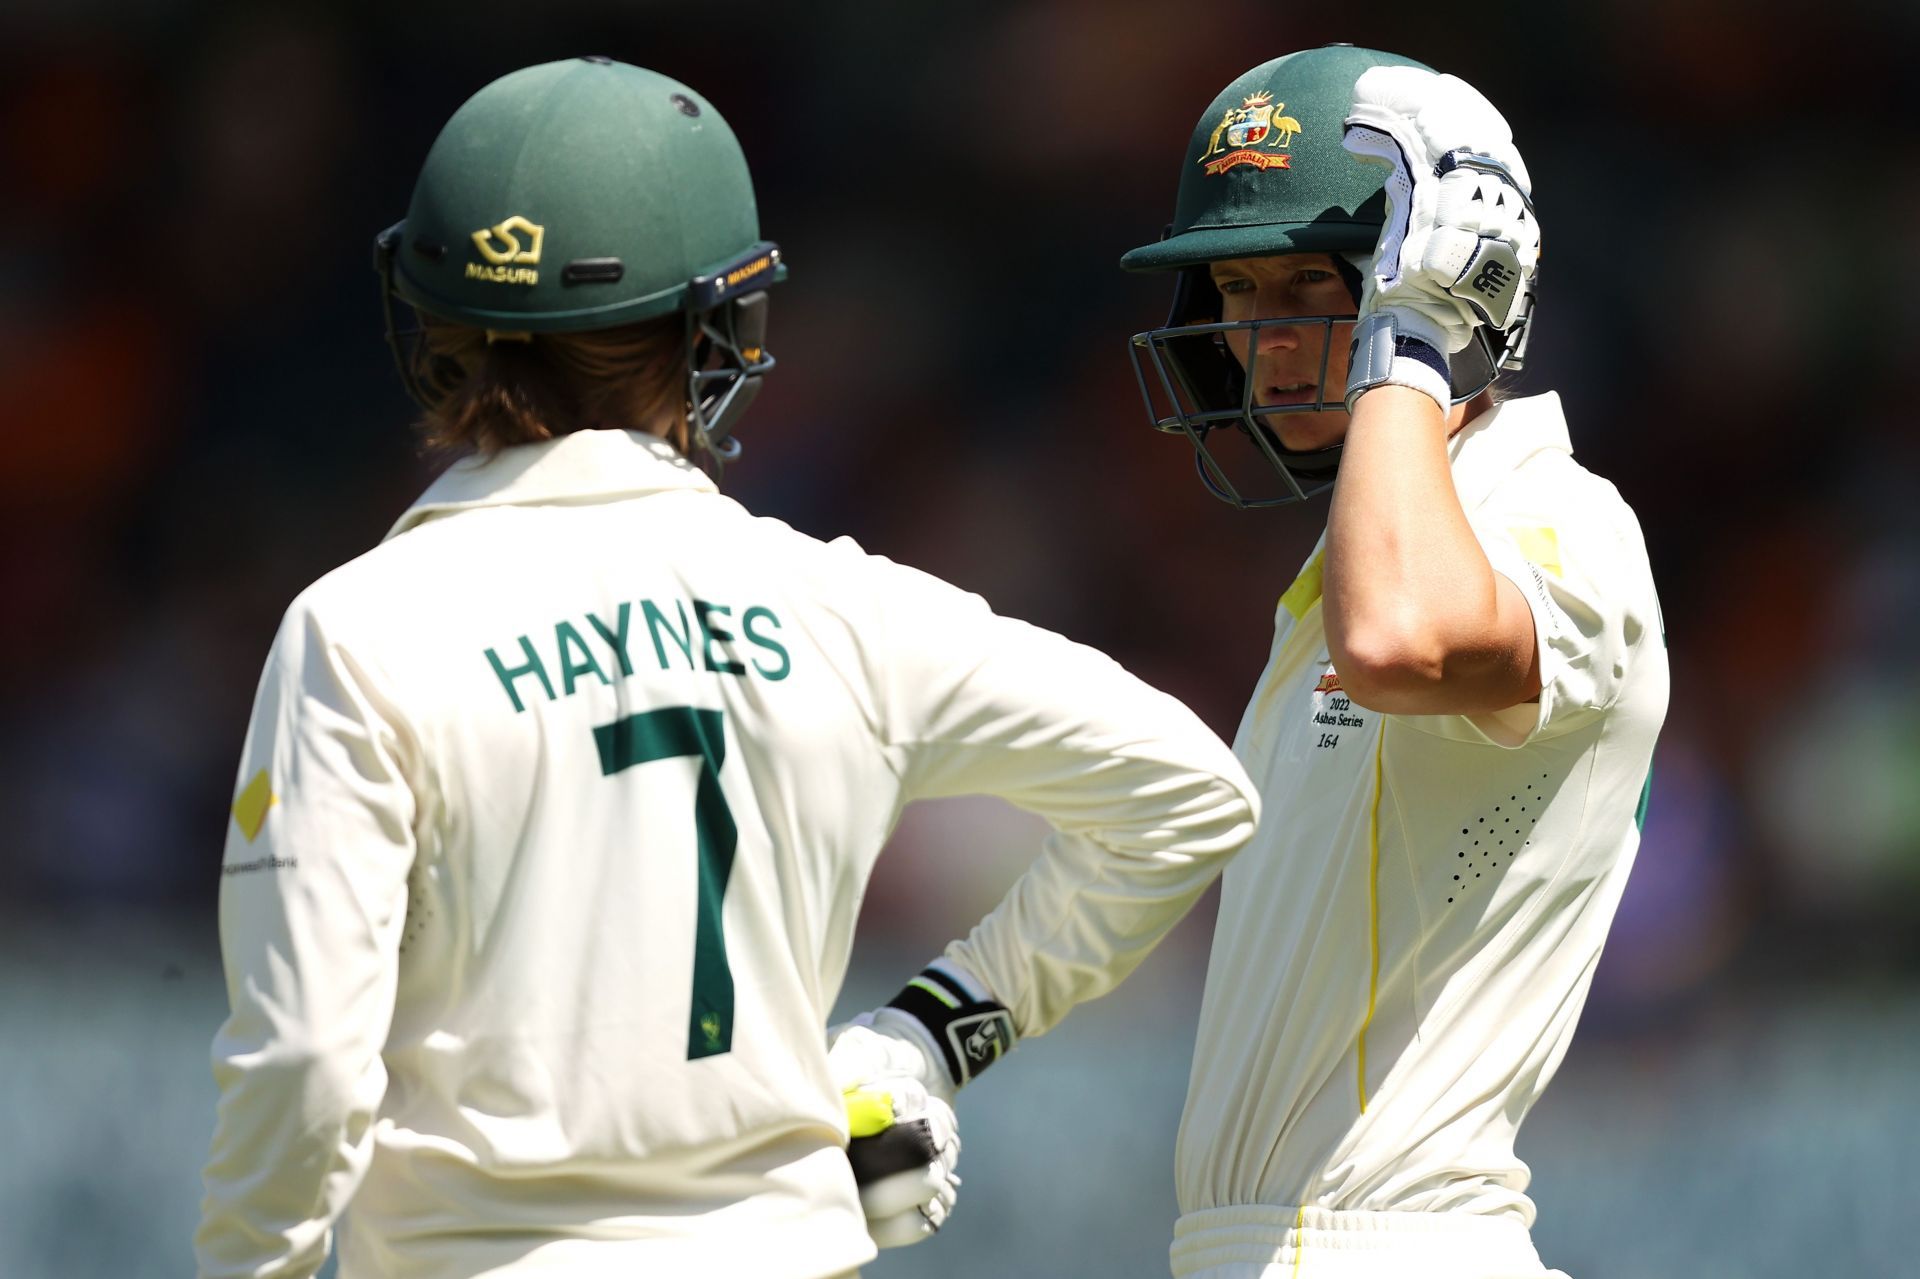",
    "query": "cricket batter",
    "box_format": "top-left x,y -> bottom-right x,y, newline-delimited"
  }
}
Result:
194,58 -> 1260,1279
834,44 -> 1667,1279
